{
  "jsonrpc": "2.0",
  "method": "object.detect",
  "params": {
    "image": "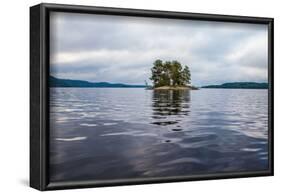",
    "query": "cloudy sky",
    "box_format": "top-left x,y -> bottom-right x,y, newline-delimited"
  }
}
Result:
50,12 -> 268,86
